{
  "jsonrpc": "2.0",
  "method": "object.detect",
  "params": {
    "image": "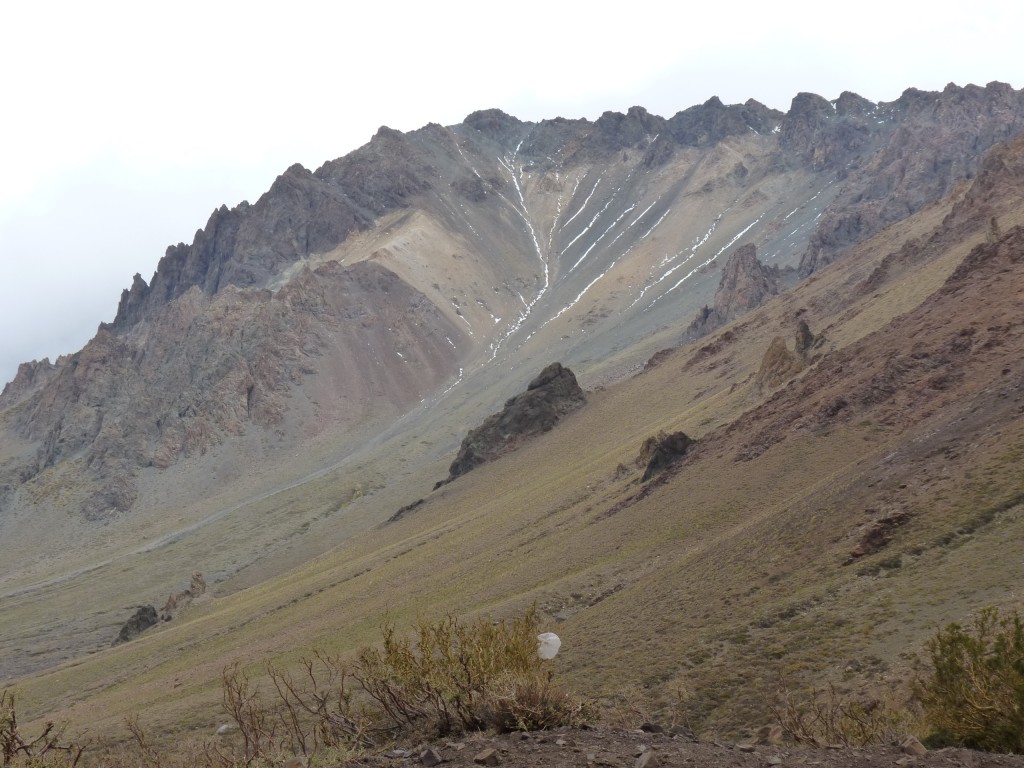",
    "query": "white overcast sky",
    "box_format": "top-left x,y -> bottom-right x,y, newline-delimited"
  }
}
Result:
1,0 -> 1021,386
